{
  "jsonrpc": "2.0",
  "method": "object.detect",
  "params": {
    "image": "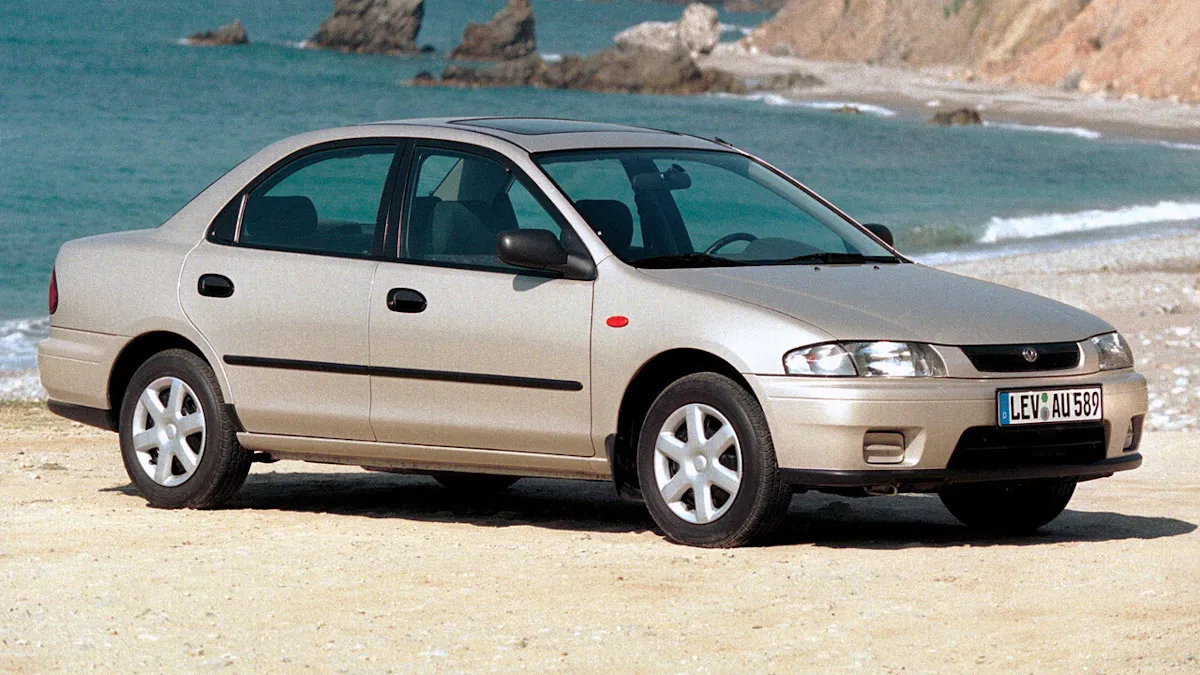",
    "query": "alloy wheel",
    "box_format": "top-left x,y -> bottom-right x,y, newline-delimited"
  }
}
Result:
130,376 -> 206,487
653,403 -> 743,524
